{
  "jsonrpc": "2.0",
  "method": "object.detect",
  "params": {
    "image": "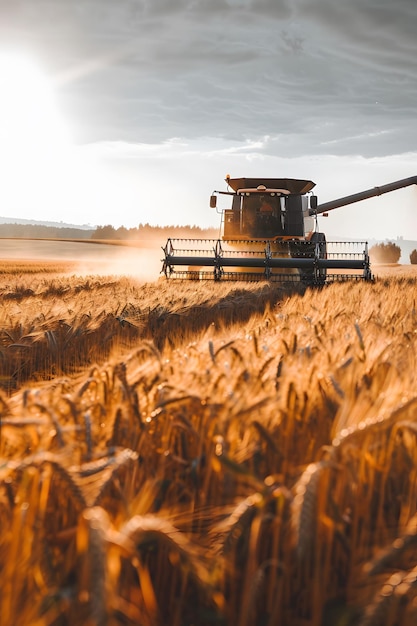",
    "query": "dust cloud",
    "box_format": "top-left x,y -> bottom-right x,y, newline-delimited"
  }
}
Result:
0,239 -> 165,282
